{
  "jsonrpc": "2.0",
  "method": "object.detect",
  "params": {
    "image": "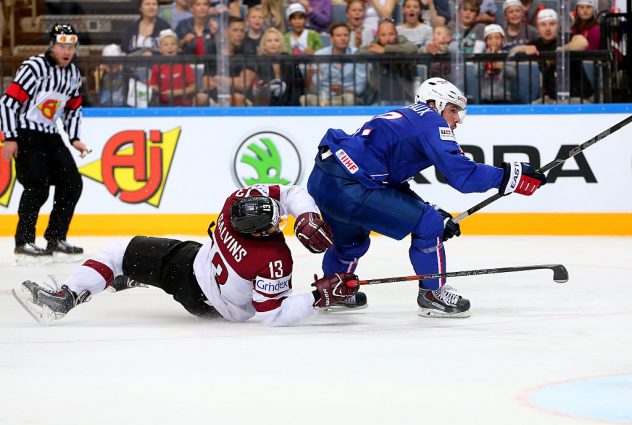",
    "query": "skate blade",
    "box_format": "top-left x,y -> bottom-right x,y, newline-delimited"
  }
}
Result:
322,303 -> 369,313
417,307 -> 471,318
13,254 -> 53,266
12,286 -> 56,325
52,252 -> 84,263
